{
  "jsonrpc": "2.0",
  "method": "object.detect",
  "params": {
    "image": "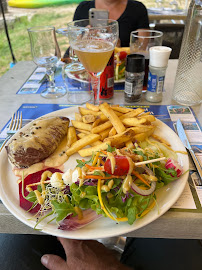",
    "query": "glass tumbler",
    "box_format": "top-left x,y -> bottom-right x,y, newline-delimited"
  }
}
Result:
130,30 -> 163,90
172,0 -> 202,106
